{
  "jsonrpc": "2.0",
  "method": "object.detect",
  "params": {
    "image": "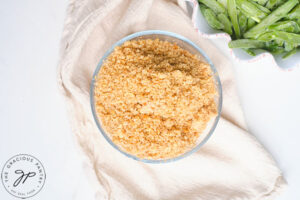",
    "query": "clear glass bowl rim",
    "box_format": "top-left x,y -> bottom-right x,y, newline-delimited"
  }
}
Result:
90,30 -> 223,164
